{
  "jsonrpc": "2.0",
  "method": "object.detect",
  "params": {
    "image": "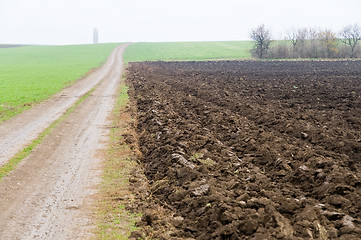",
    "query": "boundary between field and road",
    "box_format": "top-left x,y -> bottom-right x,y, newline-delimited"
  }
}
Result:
95,77 -> 143,239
